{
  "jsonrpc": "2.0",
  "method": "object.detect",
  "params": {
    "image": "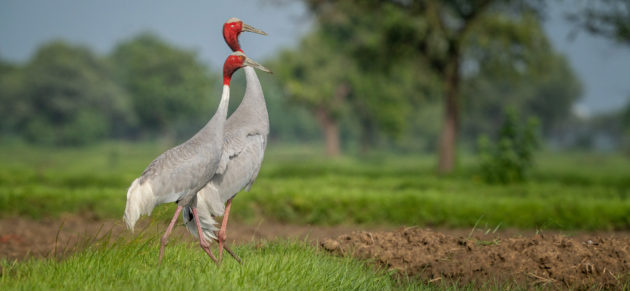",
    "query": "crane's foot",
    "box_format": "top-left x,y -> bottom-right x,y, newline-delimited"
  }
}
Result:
216,230 -> 241,265
199,237 -> 219,264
